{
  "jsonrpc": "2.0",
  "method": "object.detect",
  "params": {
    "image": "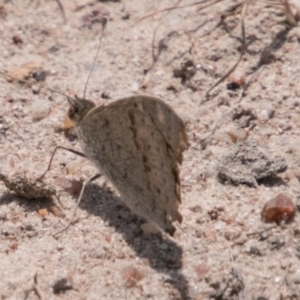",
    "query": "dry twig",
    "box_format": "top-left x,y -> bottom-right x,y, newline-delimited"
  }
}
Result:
198,0 -> 249,105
